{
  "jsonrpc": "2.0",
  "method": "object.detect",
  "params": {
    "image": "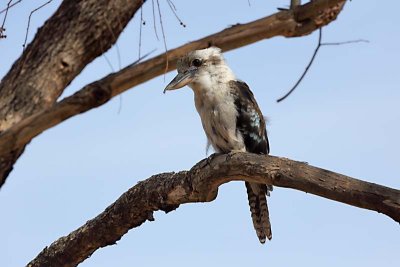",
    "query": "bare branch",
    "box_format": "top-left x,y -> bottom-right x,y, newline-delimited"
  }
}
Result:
166,0 -> 186,27
102,16 -> 122,70
156,0 -> 169,74
23,0 -> 54,50
0,0 -> 147,187
321,39 -> 369,46
102,54 -> 115,72
27,153 -> 400,267
0,0 -> 16,39
138,4 -> 144,58
1,1 -> 12,28
151,0 -> 159,40
277,28 -> 322,103
0,0 -> 144,132
0,0 -> 347,187
0,0 -> 22,15
276,34 -> 369,103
